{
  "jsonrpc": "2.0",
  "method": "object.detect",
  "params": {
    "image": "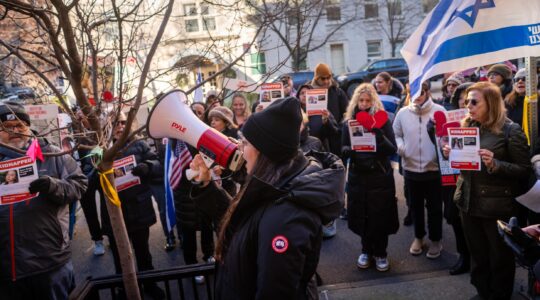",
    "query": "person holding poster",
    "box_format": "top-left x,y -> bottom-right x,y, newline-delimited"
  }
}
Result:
0,102 -> 87,299
443,82 -> 530,299
393,82 -> 446,259
309,63 -> 349,157
101,112 -> 165,299
341,84 -> 398,272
